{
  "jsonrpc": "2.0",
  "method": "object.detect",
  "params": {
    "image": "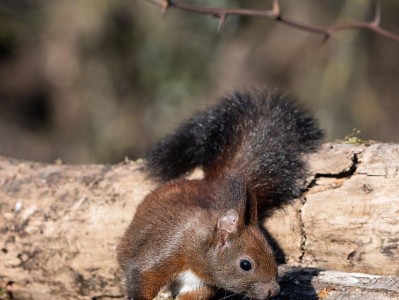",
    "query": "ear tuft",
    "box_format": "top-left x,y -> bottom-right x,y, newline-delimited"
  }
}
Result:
246,188 -> 259,226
